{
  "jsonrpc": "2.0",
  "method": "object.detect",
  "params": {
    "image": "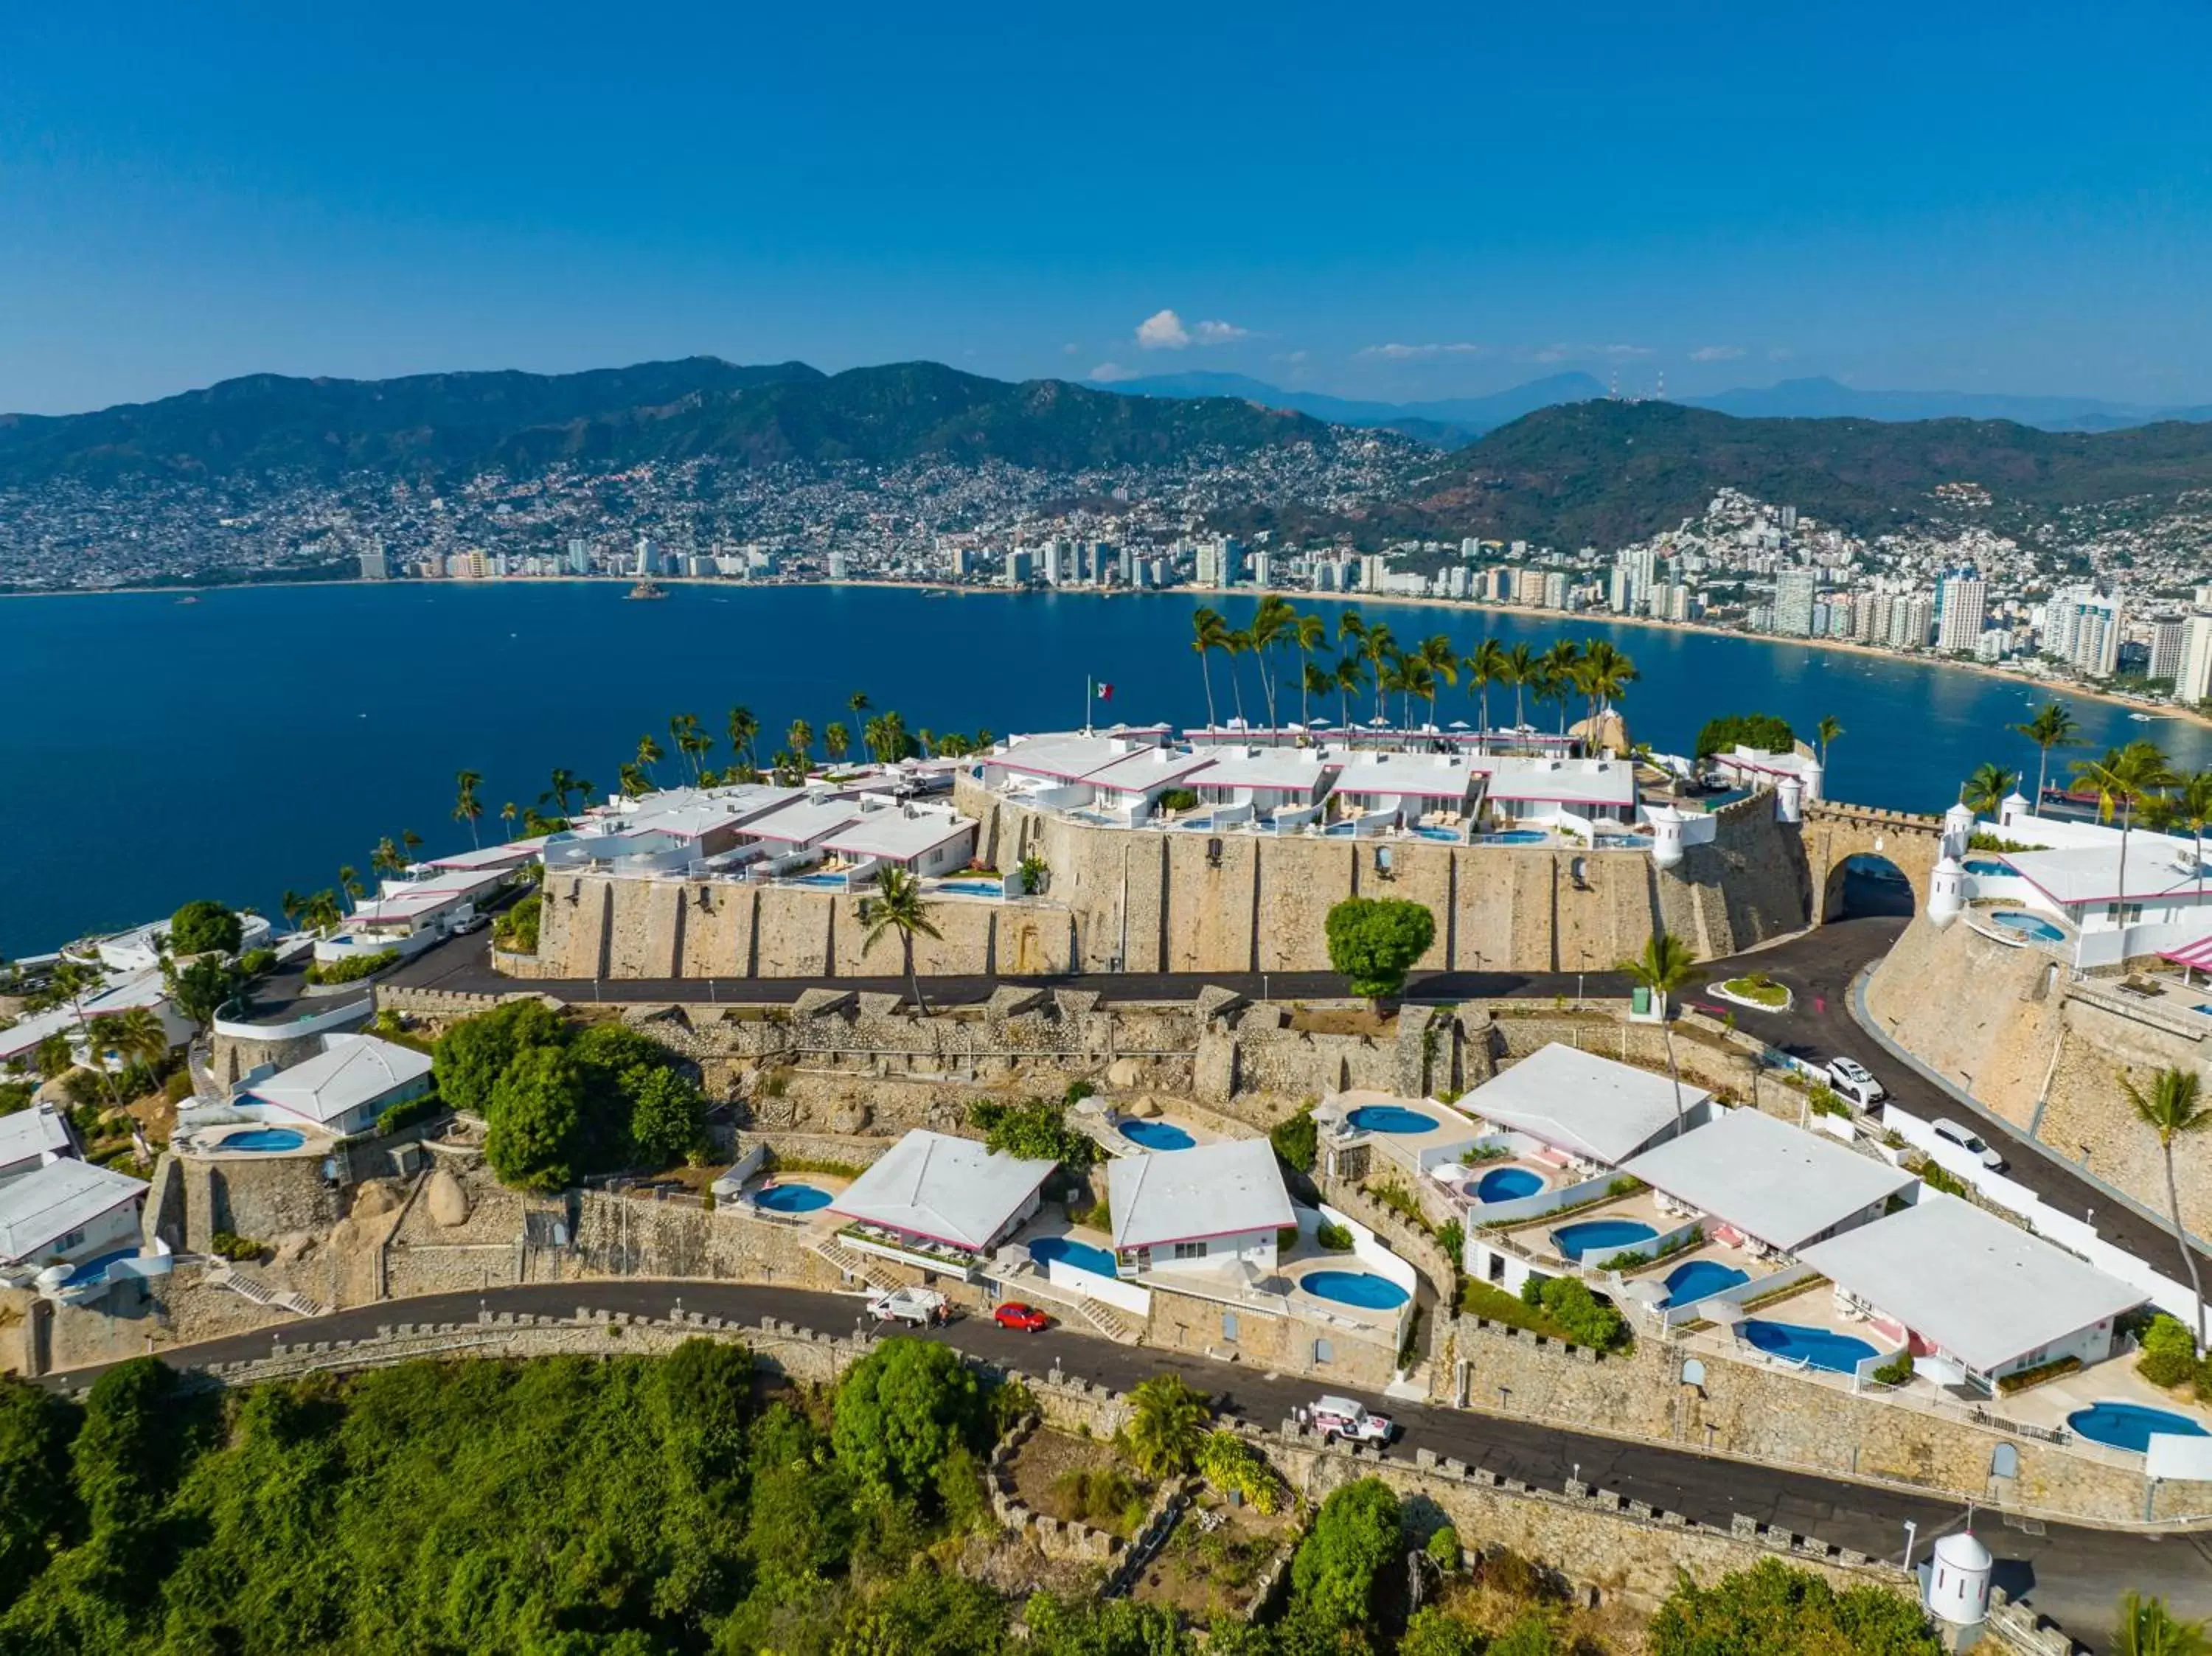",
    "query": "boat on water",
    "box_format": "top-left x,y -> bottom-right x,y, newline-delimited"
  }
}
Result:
626,580 -> 668,601
175,594 -> 199,605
